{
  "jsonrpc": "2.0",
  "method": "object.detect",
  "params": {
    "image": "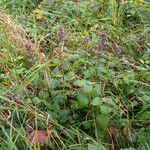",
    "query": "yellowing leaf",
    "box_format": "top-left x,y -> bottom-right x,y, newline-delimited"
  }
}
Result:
32,9 -> 45,20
